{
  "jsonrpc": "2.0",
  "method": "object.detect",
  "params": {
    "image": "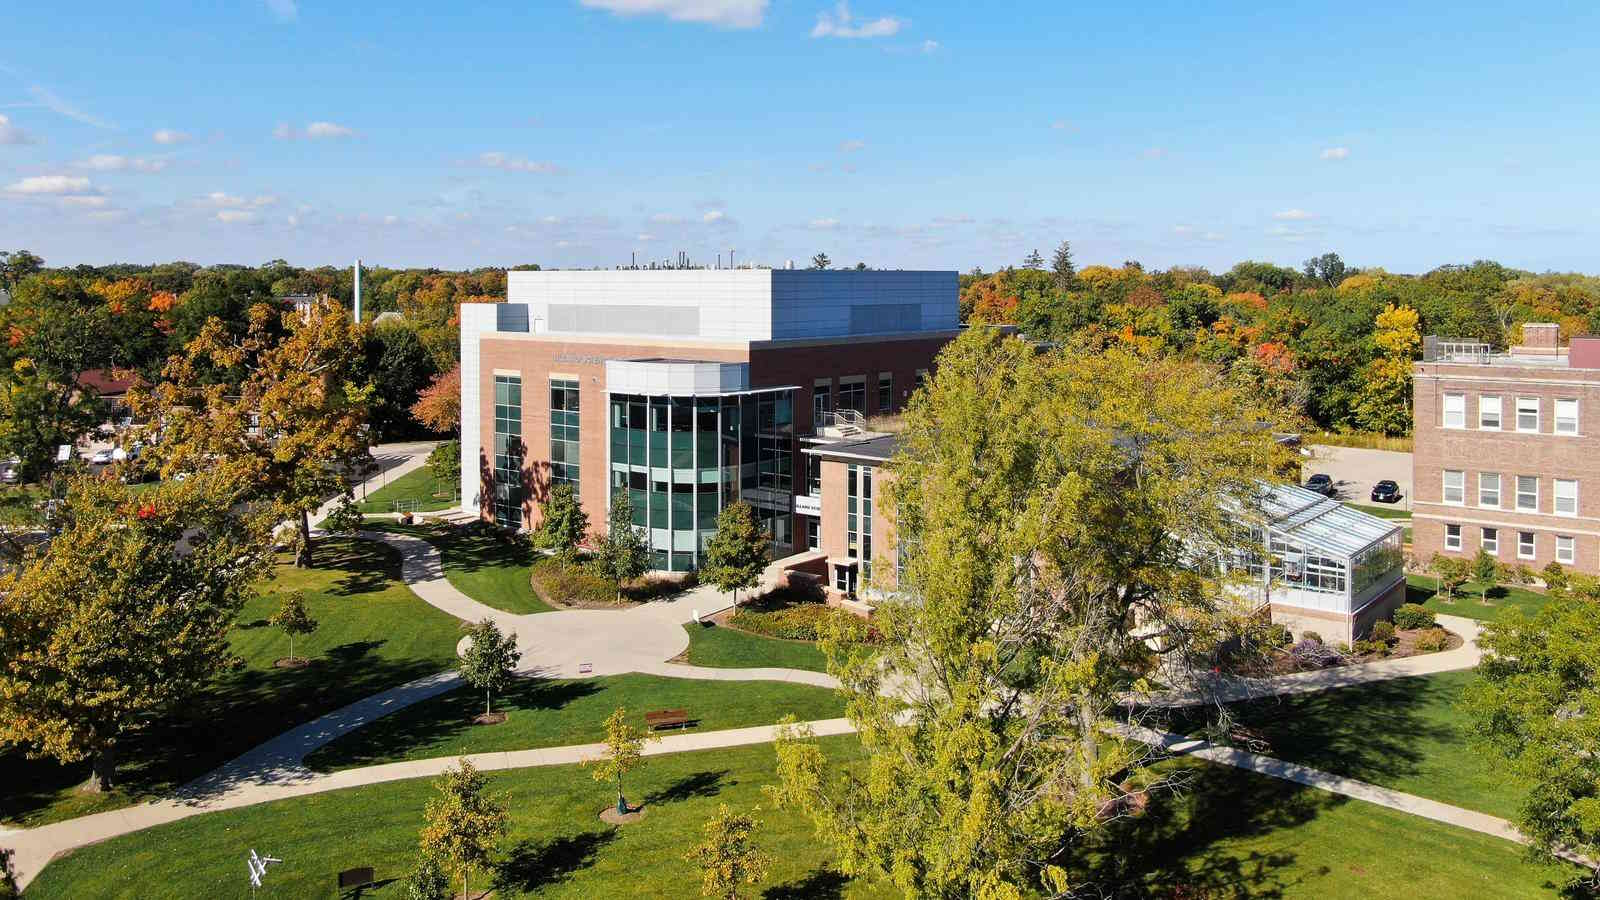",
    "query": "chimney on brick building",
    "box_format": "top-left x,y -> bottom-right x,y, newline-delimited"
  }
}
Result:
1516,322 -> 1561,355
